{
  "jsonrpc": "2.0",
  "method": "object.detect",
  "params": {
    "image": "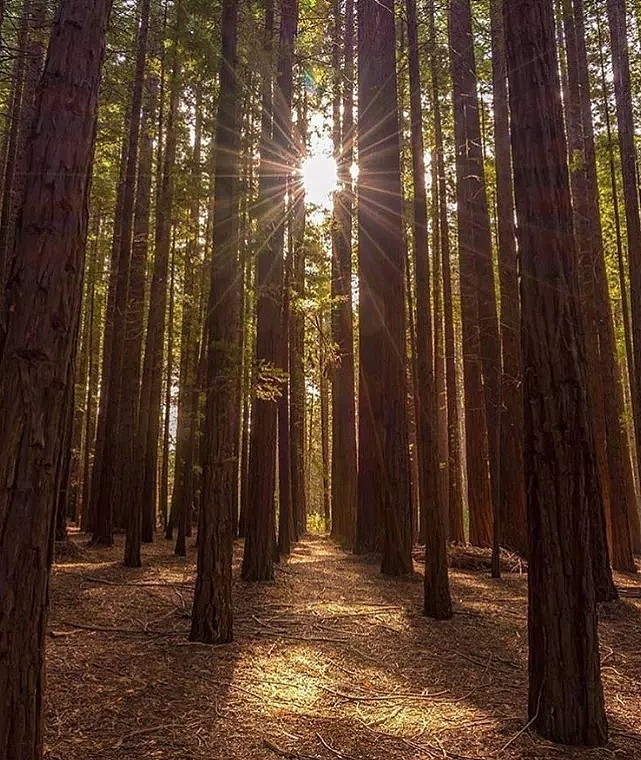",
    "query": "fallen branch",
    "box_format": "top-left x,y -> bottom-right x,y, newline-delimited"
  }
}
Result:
114,723 -> 183,748
316,733 -> 360,760
56,620 -> 181,637
319,685 -> 449,703
84,575 -> 194,590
